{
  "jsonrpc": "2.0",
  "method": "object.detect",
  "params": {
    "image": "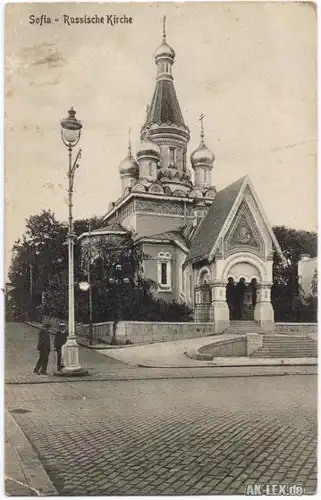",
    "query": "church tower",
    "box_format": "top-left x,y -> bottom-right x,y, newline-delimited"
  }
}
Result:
103,18 -> 218,240
140,17 -> 192,195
